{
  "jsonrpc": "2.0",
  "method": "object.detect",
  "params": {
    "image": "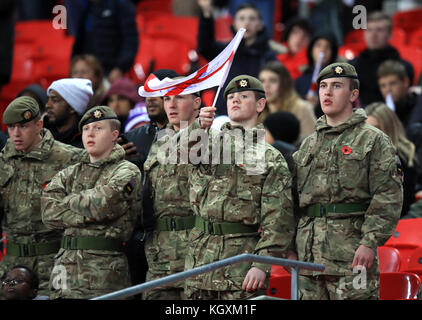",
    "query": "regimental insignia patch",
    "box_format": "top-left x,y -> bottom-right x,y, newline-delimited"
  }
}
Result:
236,79 -> 250,89
333,65 -> 345,75
23,110 -> 32,120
